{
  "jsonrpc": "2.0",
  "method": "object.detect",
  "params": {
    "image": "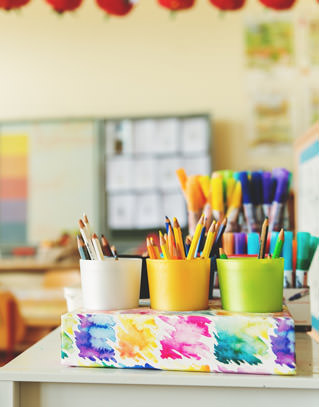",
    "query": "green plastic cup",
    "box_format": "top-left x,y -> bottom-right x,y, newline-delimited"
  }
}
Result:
217,257 -> 284,313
